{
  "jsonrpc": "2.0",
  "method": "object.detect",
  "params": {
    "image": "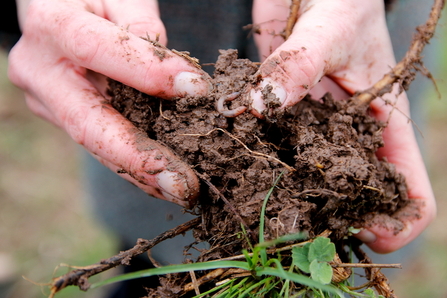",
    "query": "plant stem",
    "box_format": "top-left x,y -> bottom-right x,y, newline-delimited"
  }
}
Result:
355,0 -> 445,105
